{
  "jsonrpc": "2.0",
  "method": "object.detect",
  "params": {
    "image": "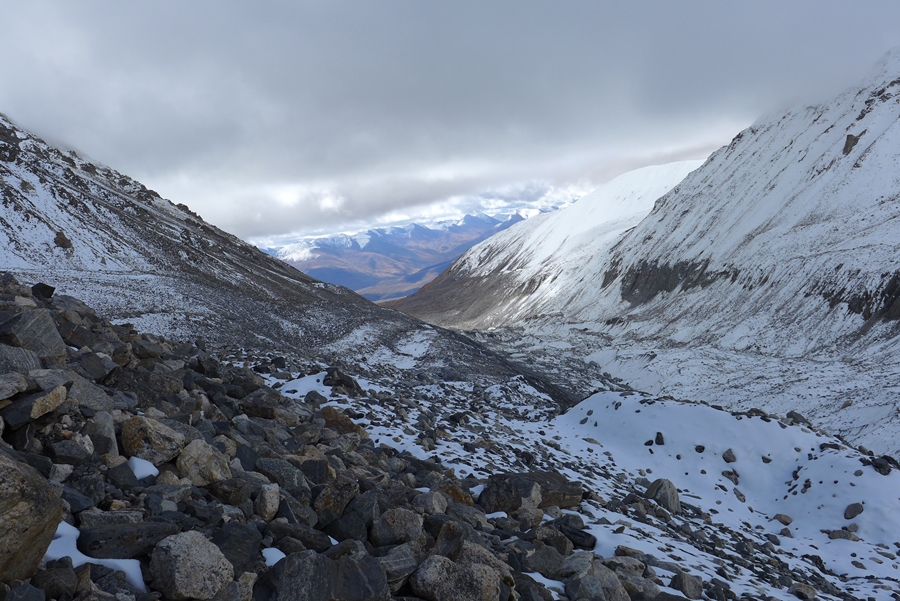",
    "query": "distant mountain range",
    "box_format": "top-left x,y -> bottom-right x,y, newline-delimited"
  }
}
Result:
262,213 -> 526,301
